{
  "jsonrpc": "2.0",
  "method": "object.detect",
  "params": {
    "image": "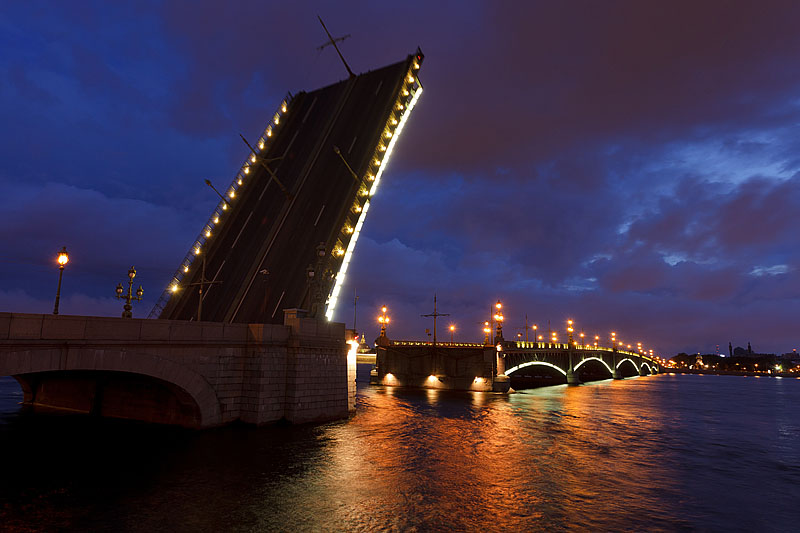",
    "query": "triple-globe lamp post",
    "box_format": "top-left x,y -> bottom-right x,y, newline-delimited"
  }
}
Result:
116,266 -> 144,318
